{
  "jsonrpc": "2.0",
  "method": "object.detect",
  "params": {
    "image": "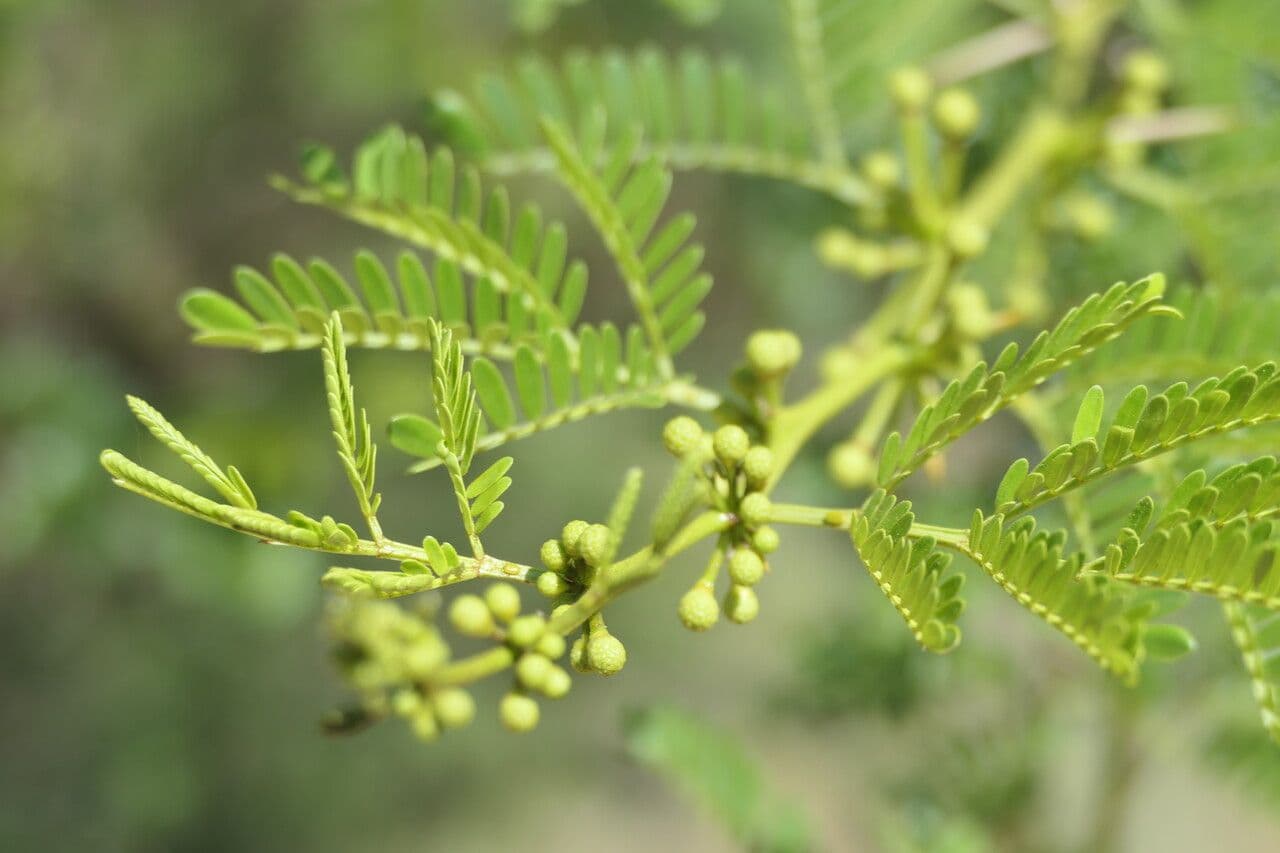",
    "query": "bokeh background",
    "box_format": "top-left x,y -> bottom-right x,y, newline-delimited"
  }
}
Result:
3,1 -> 1280,850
